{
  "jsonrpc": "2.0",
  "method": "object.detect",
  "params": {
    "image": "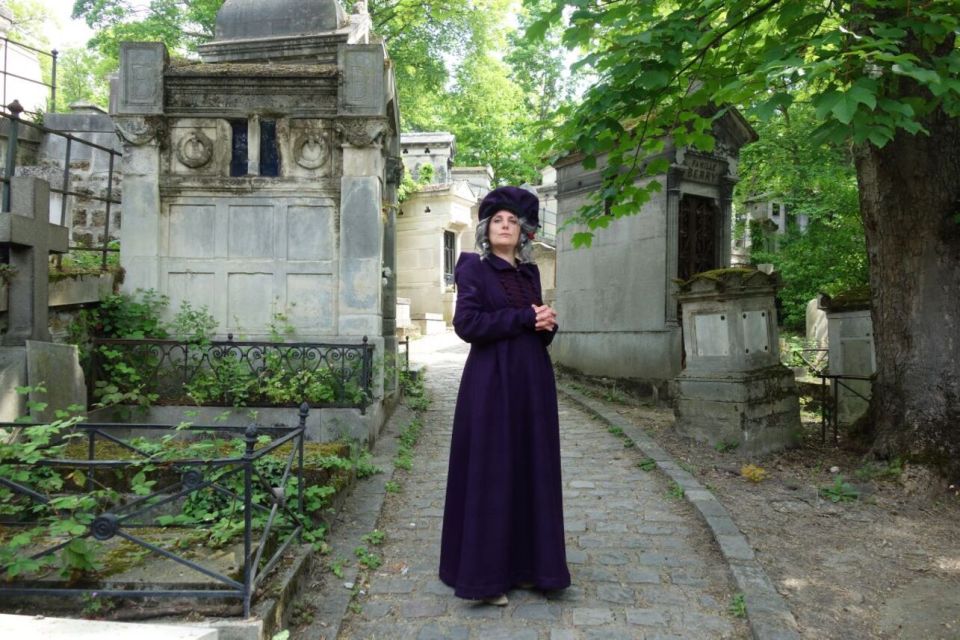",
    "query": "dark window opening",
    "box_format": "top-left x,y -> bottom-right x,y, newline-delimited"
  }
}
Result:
260,120 -> 280,177
443,231 -> 456,286
230,120 -> 248,177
